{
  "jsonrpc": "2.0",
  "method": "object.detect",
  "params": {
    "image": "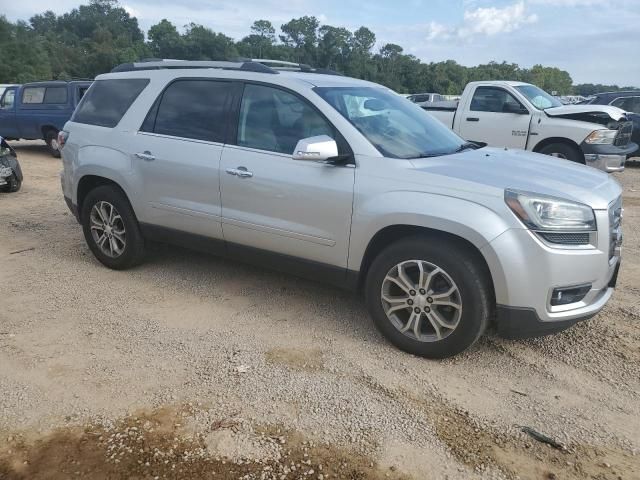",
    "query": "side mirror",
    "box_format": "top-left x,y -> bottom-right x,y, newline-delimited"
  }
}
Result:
503,103 -> 529,114
292,135 -> 339,163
